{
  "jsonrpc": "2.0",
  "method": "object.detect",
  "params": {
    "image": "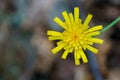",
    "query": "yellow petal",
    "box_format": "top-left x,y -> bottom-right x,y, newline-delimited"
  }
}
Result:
90,38 -> 104,44
64,45 -> 71,50
82,14 -> 93,31
61,50 -> 69,59
57,41 -> 65,45
75,49 -> 81,59
78,19 -> 82,27
80,50 -> 88,63
69,47 -> 73,52
88,41 -> 94,45
87,45 -> 98,54
62,11 -> 70,24
83,14 -> 93,25
74,7 -> 79,23
47,30 -> 62,36
86,25 -> 103,33
69,13 -> 74,23
87,31 -> 100,36
74,50 -> 80,65
48,36 -> 61,40
54,17 -> 66,29
52,44 -> 65,54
